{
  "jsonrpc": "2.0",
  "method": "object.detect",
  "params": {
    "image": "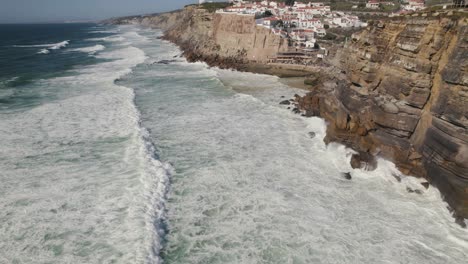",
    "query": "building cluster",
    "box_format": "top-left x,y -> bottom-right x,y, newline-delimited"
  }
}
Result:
218,1 -> 367,48
402,0 -> 426,11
